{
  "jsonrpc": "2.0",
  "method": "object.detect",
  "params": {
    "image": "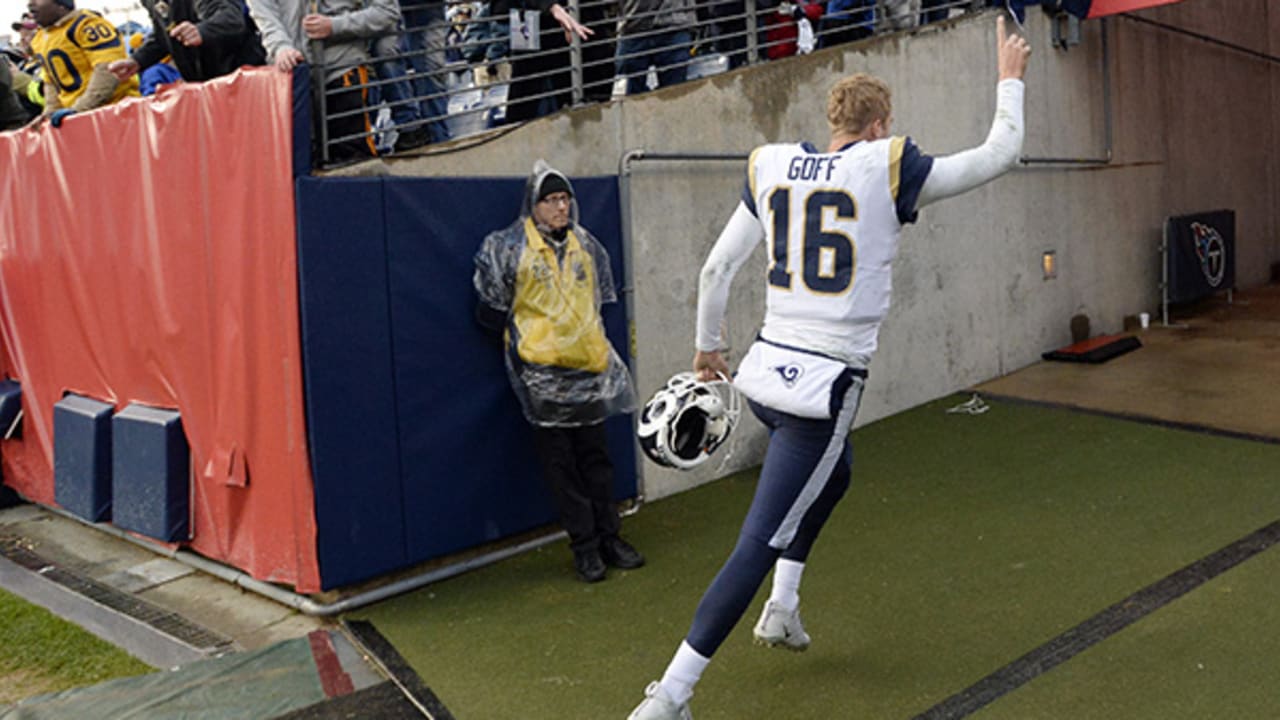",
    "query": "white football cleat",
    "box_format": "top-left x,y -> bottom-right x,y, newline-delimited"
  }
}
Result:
628,681 -> 692,720
752,600 -> 811,651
